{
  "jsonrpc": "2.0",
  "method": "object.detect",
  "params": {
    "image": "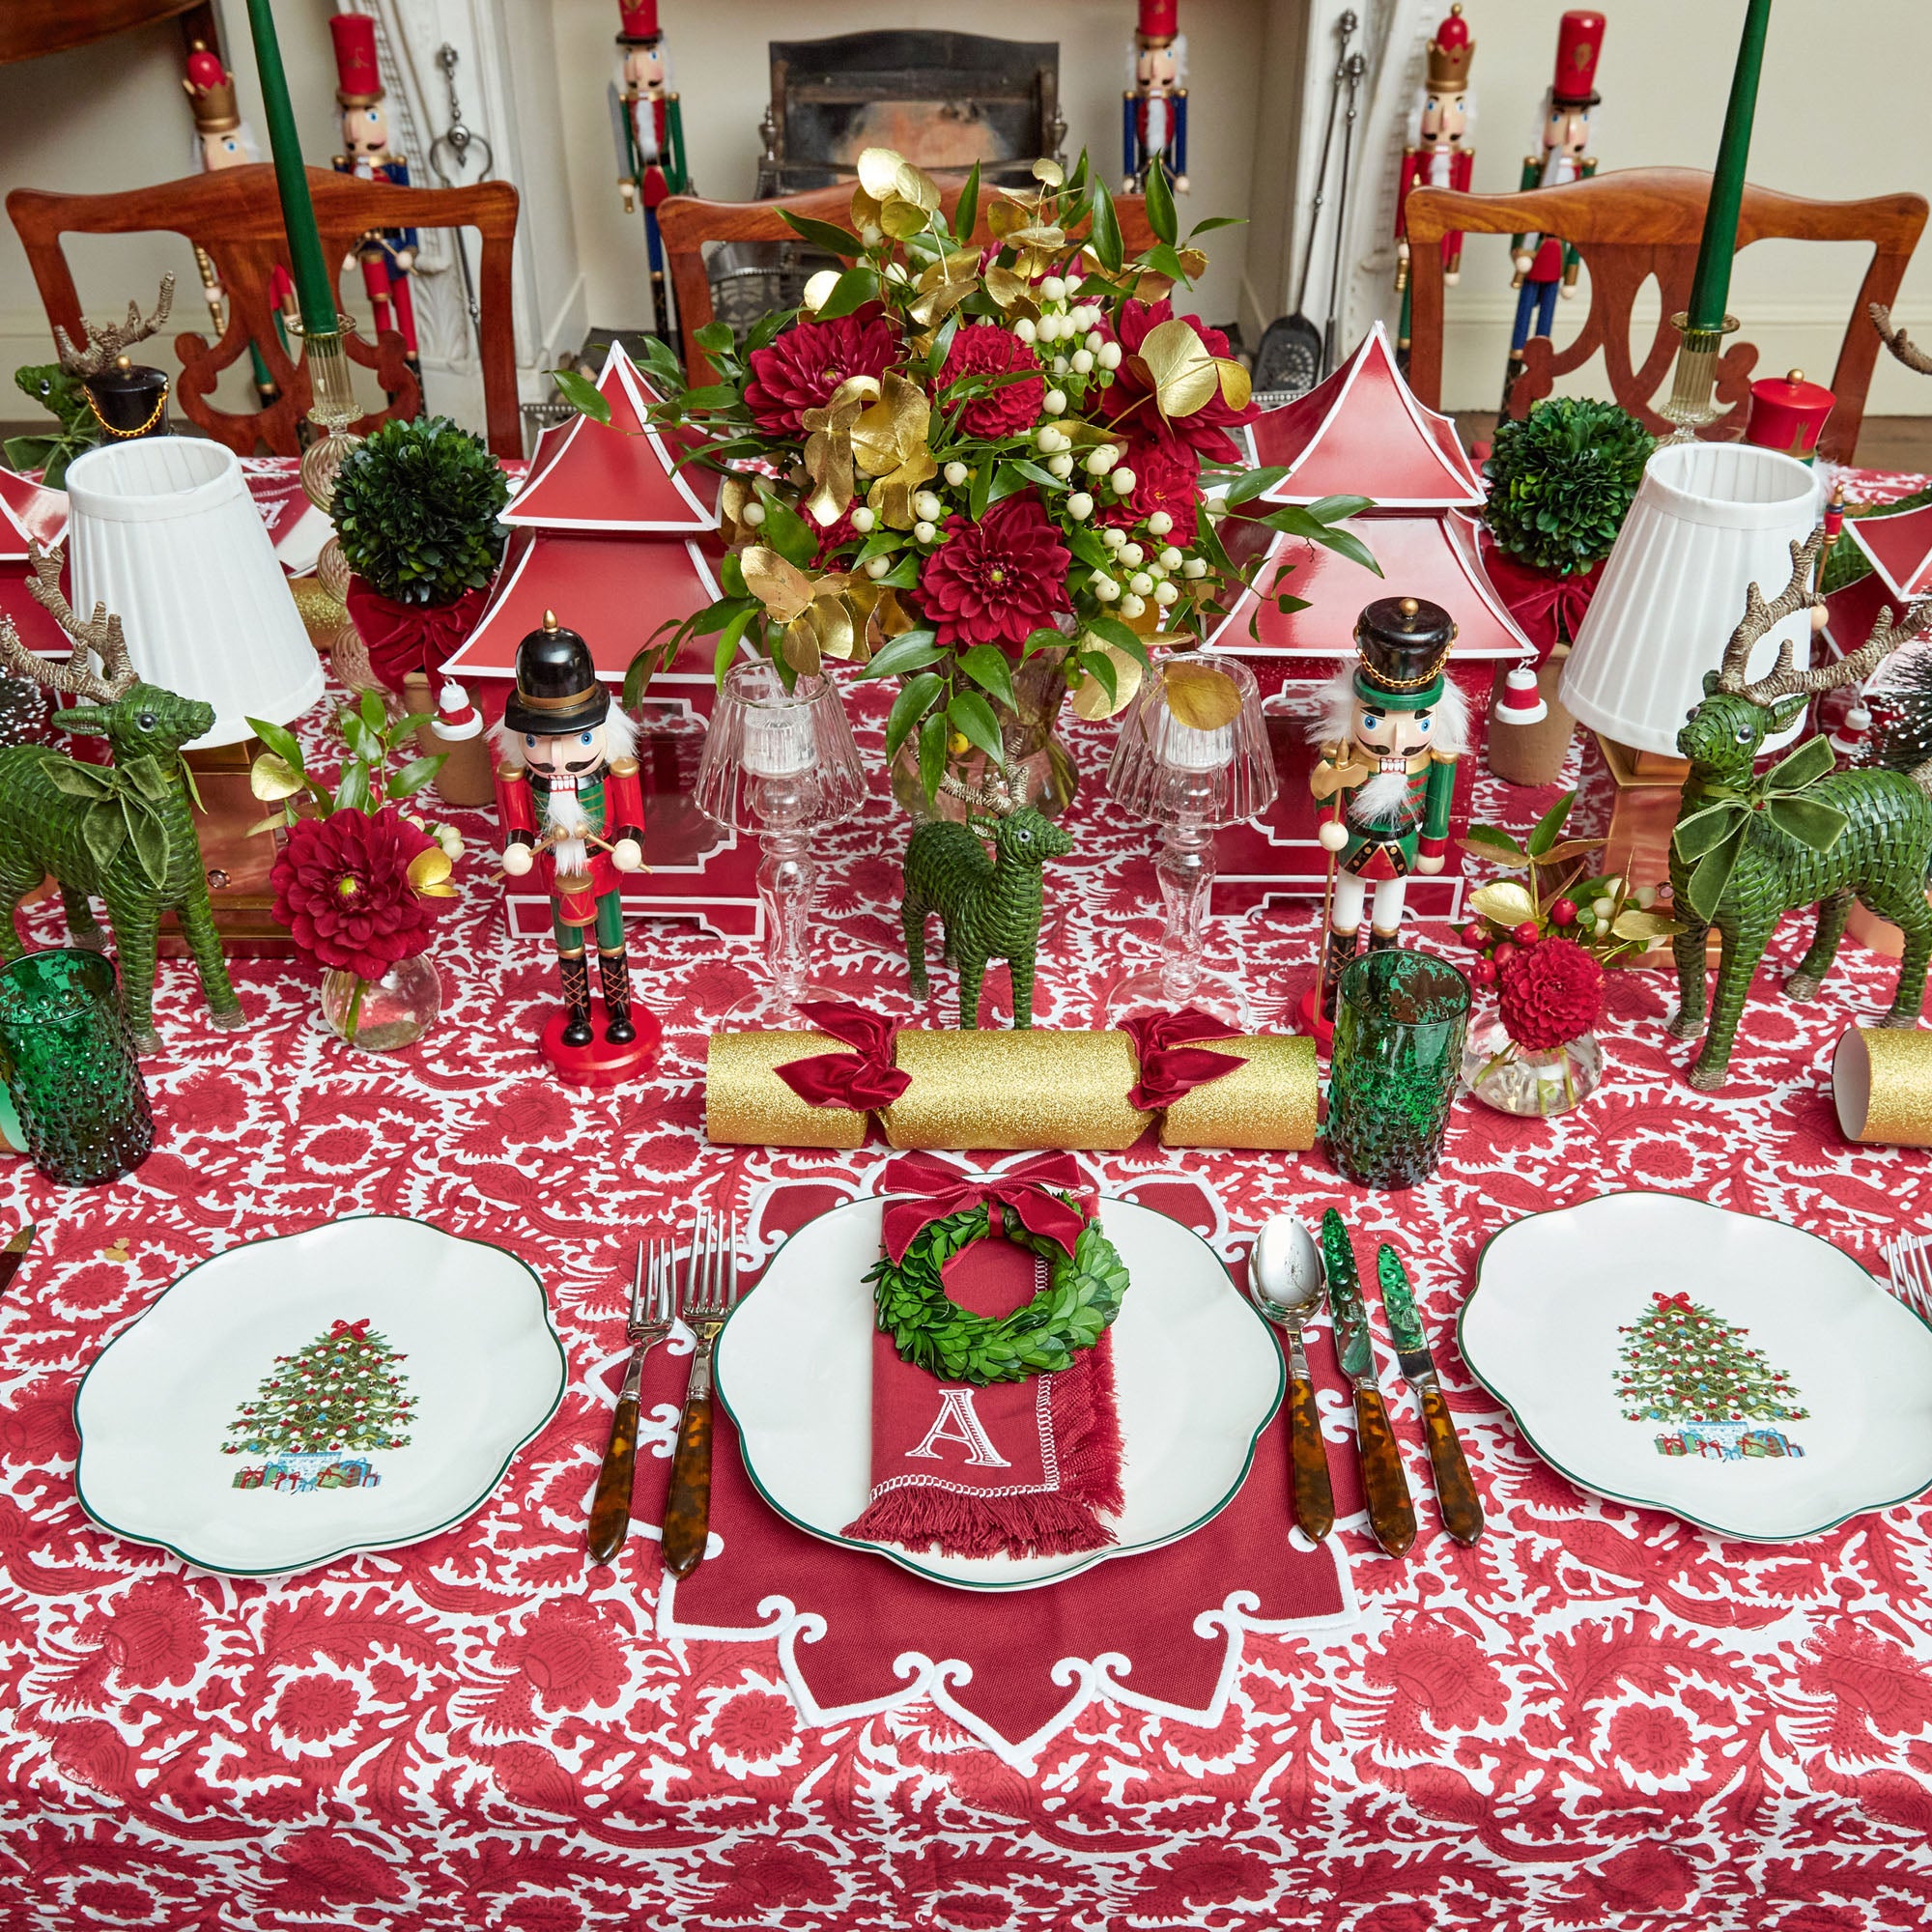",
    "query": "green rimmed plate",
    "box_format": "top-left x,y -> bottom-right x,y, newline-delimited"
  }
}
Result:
715,1193 -> 1284,1591
74,1215 -> 565,1577
1461,1190 -> 1932,1542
